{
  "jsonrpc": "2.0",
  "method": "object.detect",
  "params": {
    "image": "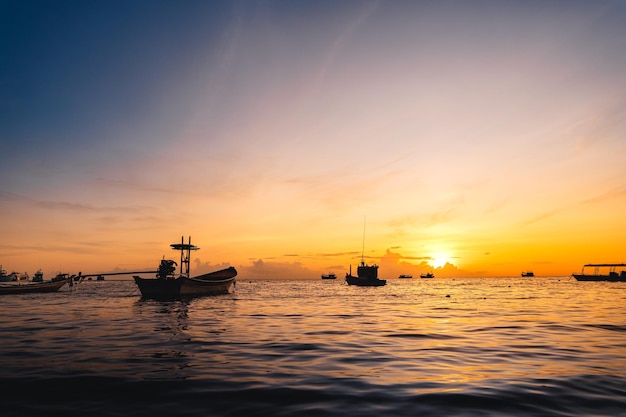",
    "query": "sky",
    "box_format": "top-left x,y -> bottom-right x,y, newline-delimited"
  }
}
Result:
1,0 -> 625,279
